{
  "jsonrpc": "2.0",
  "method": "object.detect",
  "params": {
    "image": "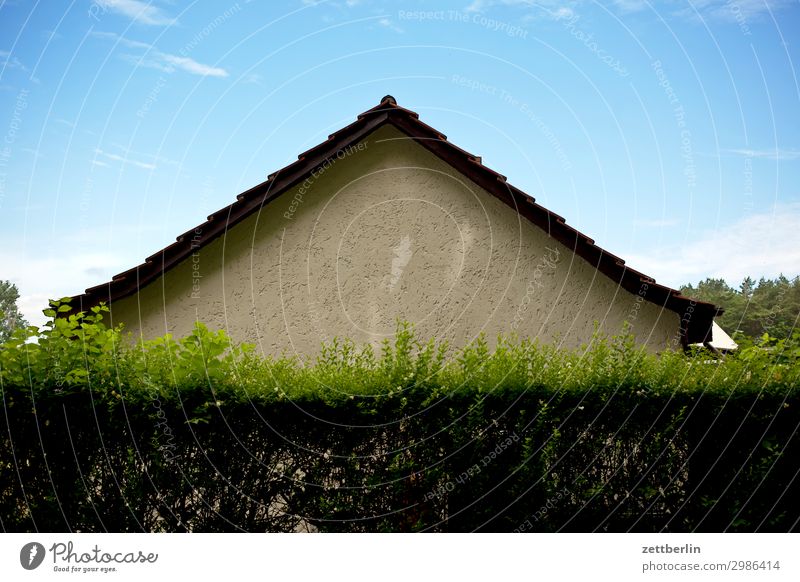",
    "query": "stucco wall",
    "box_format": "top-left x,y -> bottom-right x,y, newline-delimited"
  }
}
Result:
108,125 -> 679,356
